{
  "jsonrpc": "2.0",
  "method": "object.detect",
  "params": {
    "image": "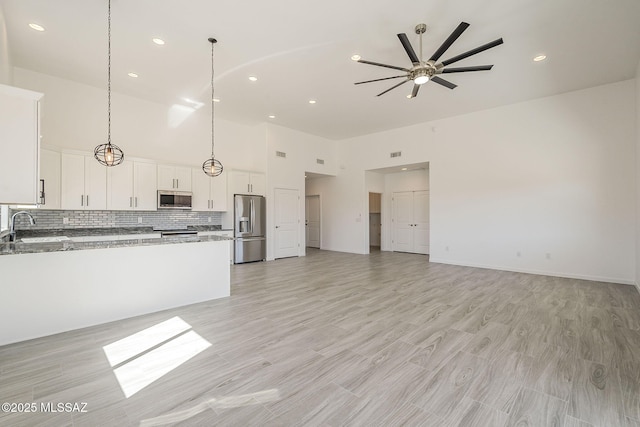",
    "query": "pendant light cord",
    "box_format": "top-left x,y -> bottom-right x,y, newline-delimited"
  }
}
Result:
210,39 -> 215,158
107,0 -> 111,146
